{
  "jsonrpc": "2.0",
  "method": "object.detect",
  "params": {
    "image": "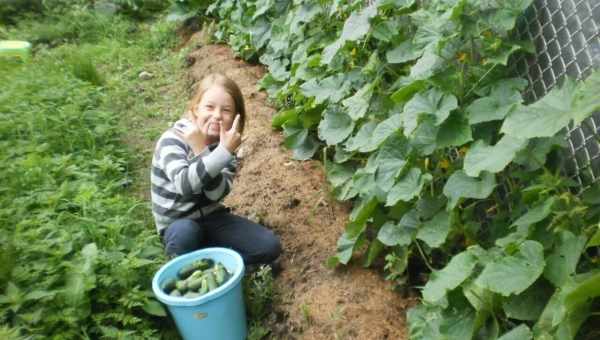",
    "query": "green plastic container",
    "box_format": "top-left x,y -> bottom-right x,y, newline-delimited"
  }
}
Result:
0,40 -> 32,61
